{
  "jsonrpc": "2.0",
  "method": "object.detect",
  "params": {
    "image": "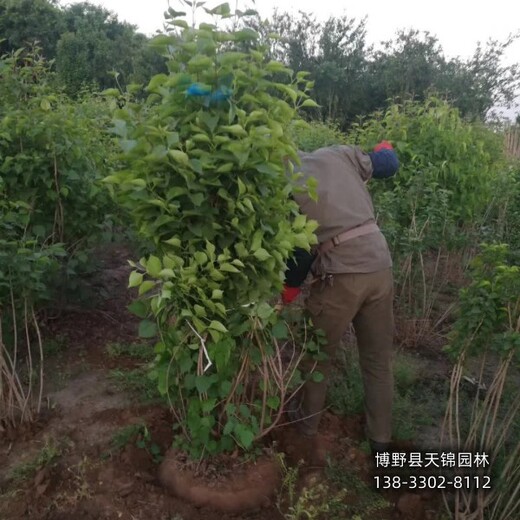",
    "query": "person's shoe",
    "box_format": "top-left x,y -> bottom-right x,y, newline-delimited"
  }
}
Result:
369,438 -> 390,456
